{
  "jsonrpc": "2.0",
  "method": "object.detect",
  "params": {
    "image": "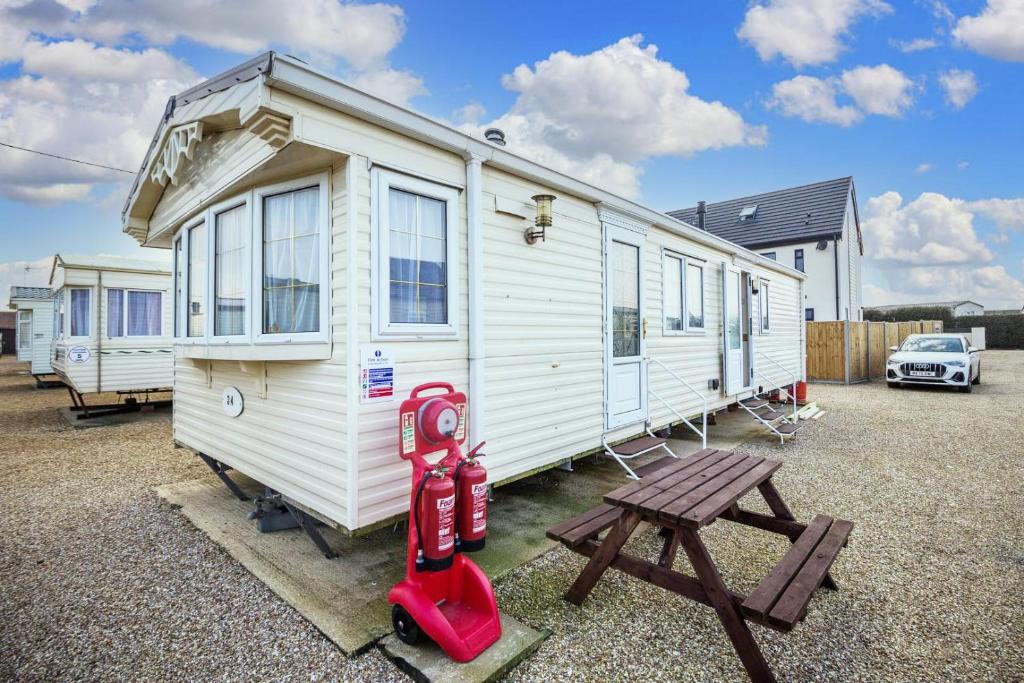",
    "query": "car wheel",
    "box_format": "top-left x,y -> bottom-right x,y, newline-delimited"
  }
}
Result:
958,379 -> 972,393
972,365 -> 981,385
887,381 -> 900,389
